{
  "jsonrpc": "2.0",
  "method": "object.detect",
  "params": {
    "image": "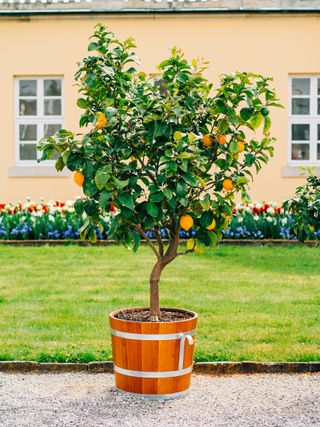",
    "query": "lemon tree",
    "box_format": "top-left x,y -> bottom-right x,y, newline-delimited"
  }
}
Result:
38,24 -> 281,320
285,170 -> 320,241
